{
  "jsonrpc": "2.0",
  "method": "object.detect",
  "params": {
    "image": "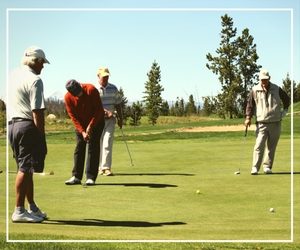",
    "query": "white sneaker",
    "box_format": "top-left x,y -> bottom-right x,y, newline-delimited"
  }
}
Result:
65,176 -> 81,185
12,210 -> 44,223
251,167 -> 258,175
28,208 -> 47,219
264,167 -> 273,174
85,179 -> 95,186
